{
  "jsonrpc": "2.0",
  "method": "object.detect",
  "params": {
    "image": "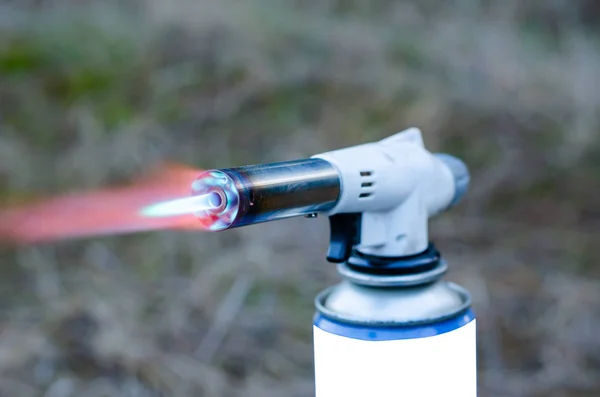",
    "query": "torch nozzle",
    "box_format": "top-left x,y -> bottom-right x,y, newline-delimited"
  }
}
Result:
190,159 -> 341,231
